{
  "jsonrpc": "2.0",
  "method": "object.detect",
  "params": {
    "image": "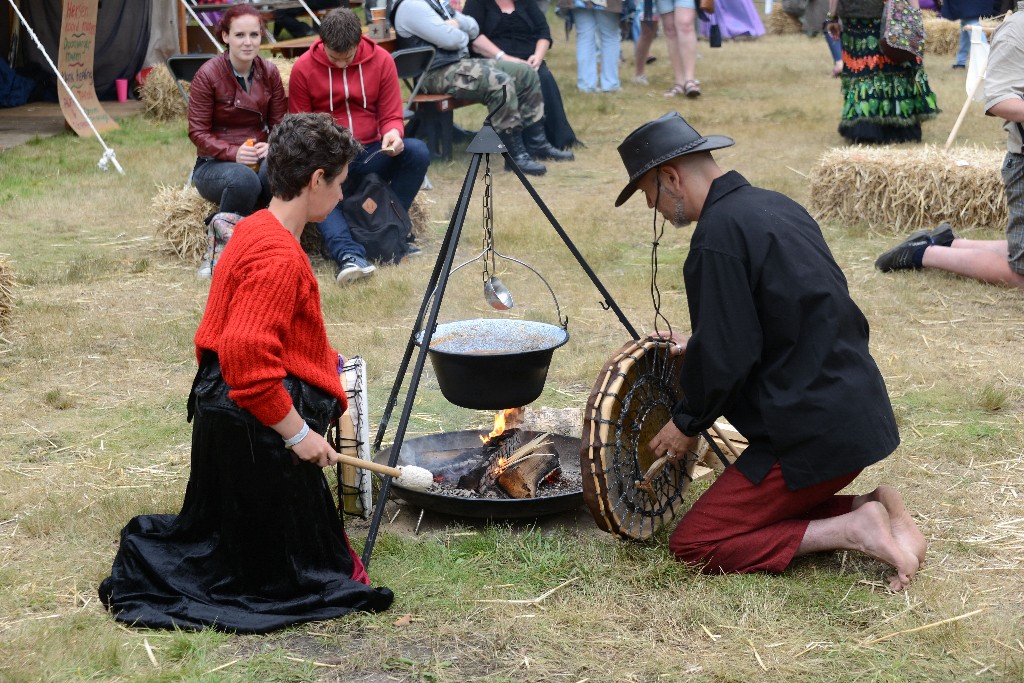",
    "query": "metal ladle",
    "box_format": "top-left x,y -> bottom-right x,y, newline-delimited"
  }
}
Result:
484,274 -> 514,310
